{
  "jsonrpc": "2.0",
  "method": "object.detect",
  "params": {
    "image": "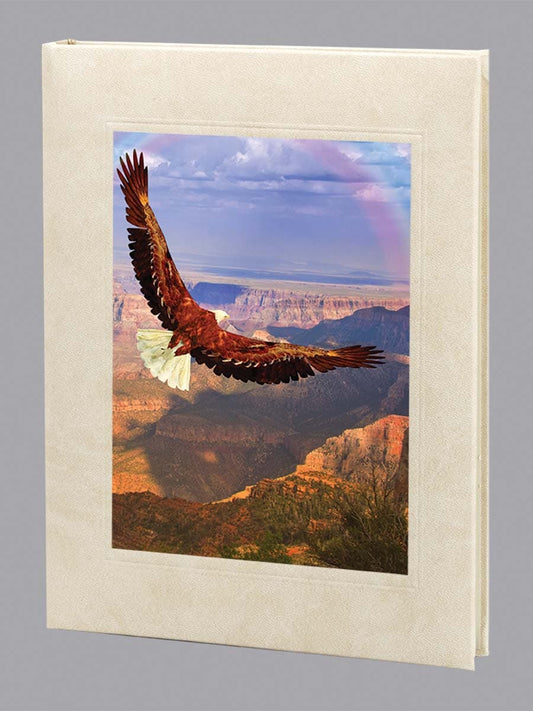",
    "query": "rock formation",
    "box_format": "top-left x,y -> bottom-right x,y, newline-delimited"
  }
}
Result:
219,415 -> 409,503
